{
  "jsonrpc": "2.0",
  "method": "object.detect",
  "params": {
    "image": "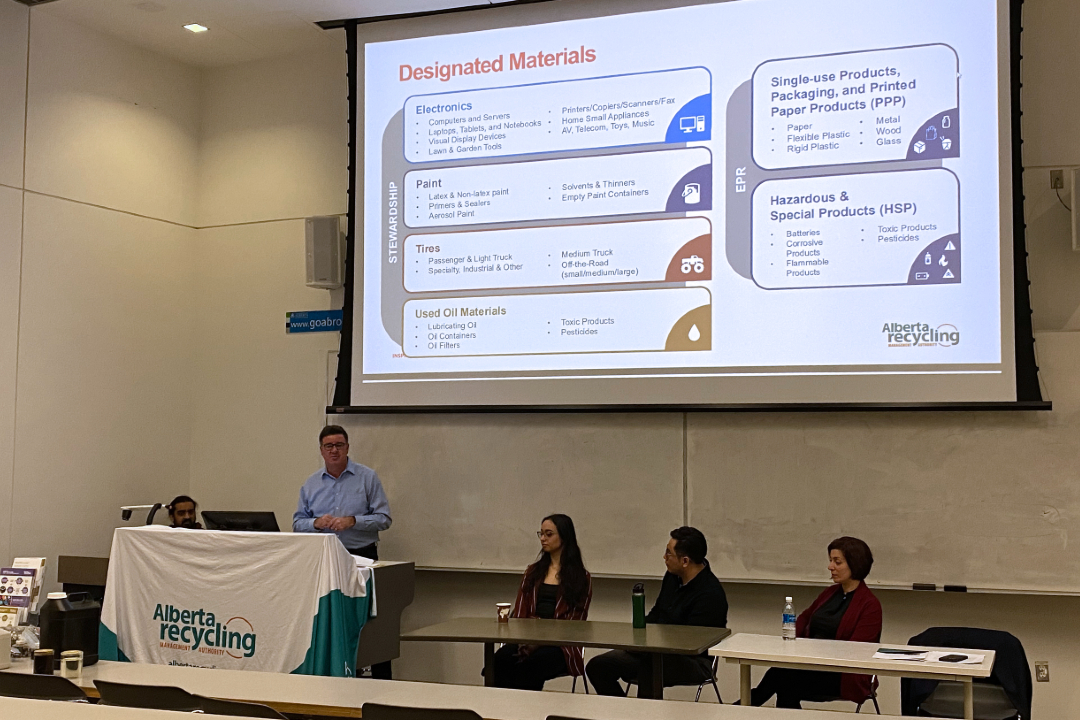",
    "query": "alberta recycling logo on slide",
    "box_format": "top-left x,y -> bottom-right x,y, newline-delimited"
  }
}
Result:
154,603 -> 257,659
882,322 -> 960,348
